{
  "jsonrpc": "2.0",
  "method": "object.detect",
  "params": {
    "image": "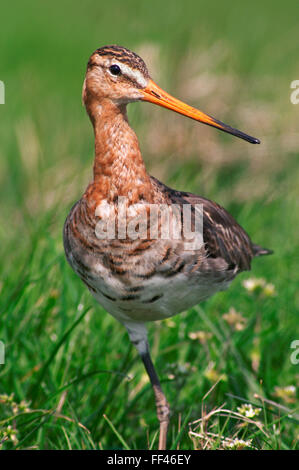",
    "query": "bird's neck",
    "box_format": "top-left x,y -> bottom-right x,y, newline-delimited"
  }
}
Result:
85,99 -> 154,205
